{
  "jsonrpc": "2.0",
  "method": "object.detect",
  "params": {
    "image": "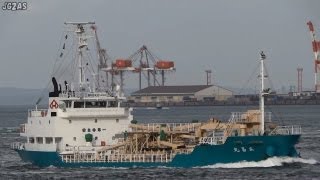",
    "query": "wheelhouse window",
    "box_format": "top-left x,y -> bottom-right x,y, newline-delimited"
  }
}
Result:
108,101 -> 116,107
36,137 -> 43,144
85,101 -> 96,108
29,137 -> 35,143
85,101 -> 106,108
98,101 -> 106,107
64,100 -> 72,108
55,137 -> 62,144
74,101 -> 107,108
45,137 -> 53,144
74,101 -> 84,108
